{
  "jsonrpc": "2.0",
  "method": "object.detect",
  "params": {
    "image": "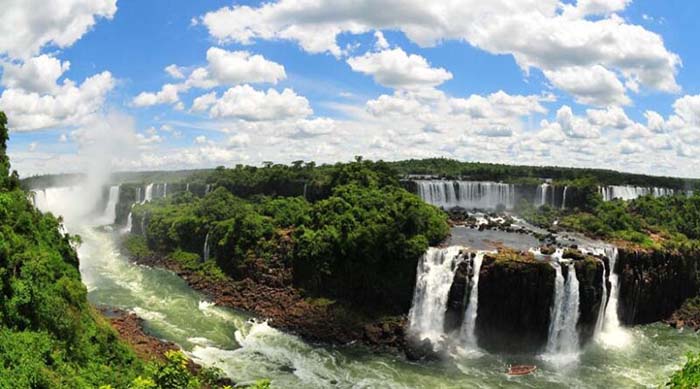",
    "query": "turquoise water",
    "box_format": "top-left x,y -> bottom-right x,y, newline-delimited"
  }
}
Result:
70,226 -> 699,388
